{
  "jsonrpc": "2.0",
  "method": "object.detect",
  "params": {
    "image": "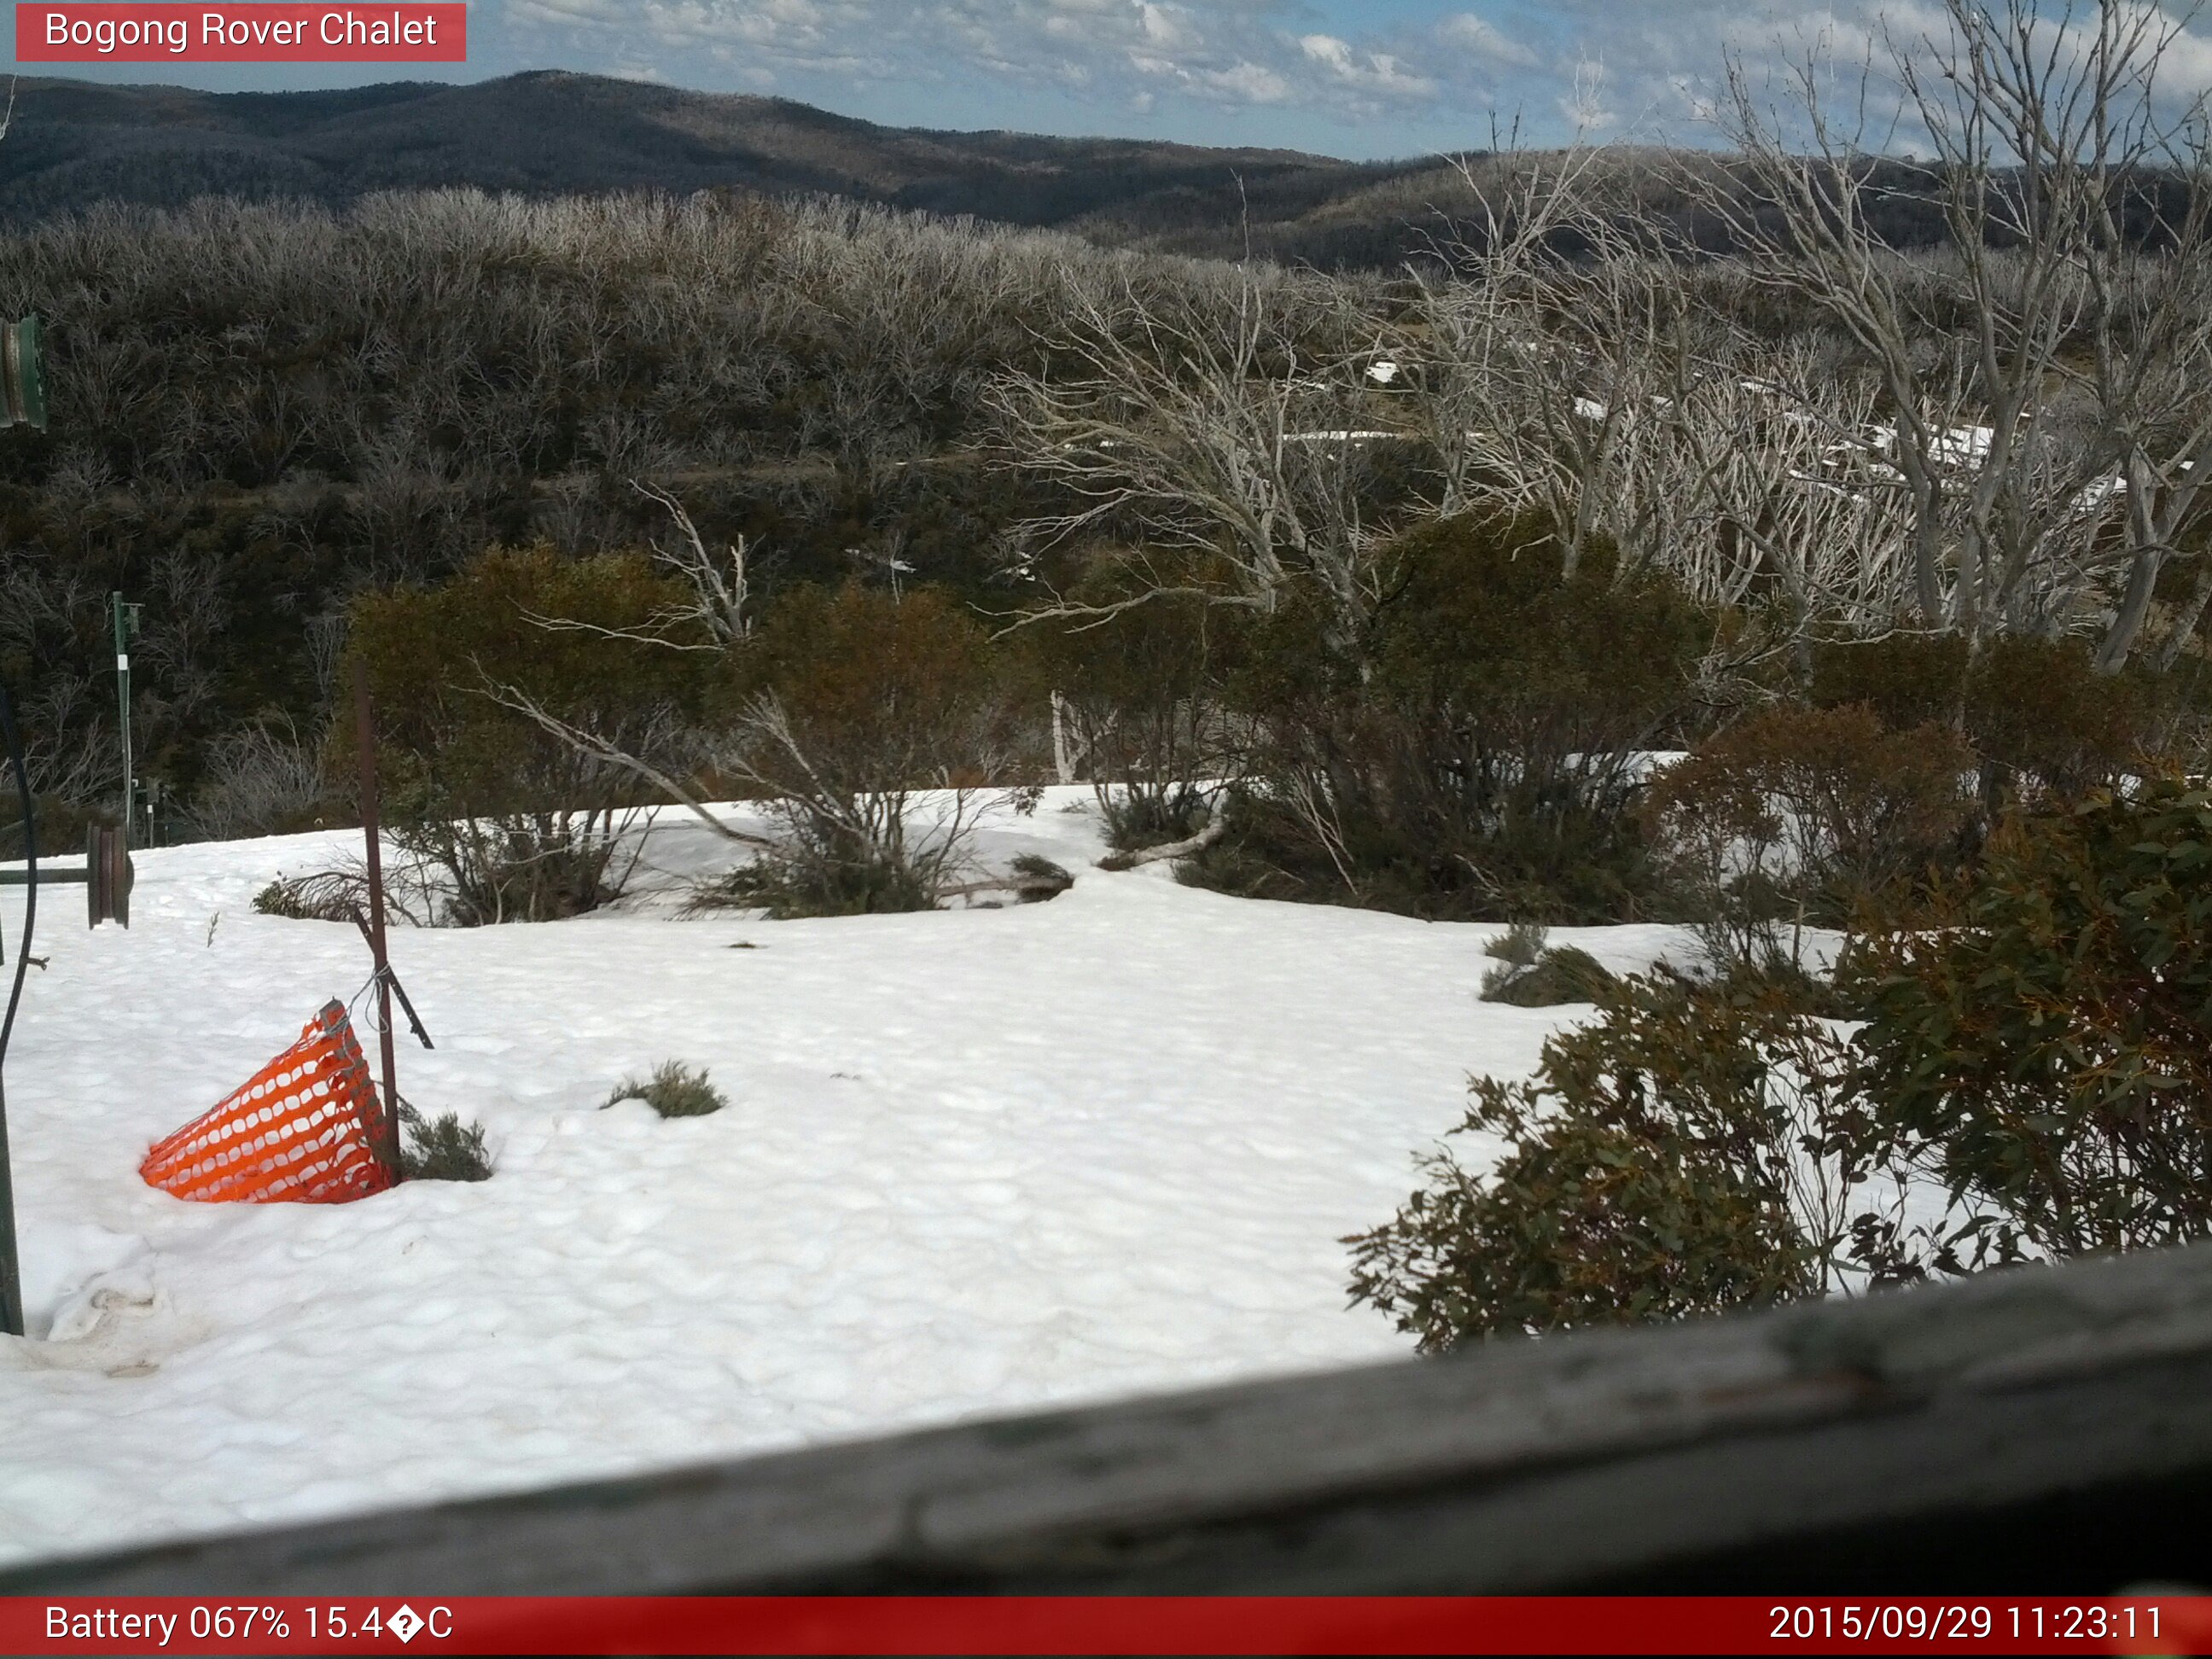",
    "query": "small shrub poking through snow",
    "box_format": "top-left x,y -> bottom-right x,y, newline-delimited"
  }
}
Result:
397,1102 -> 493,1183
605,1061 -> 727,1119
703,848 -> 937,919
1009,853 -> 1074,902
253,871 -> 364,923
1482,922 -> 1547,973
1480,923 -> 1617,1008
